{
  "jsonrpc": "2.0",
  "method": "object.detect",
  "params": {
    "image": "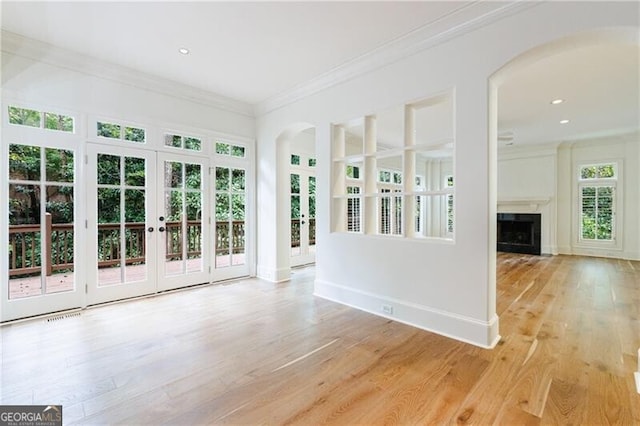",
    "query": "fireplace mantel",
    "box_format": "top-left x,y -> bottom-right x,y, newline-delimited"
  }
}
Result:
498,197 -> 551,211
